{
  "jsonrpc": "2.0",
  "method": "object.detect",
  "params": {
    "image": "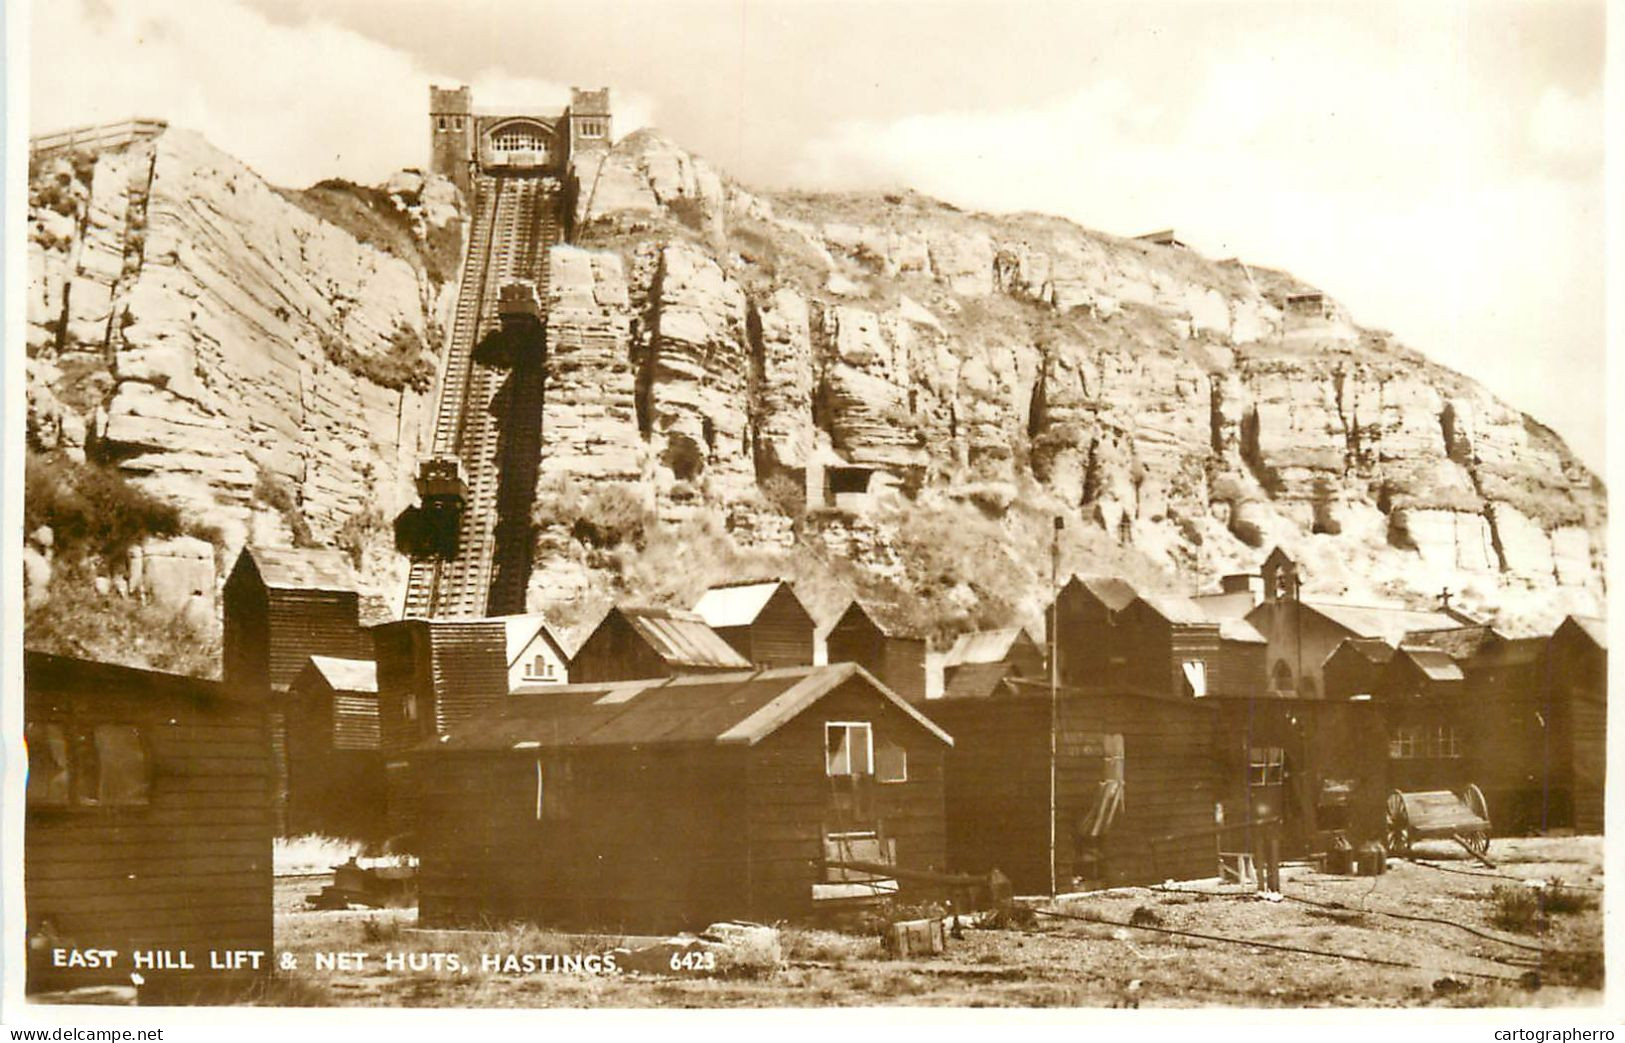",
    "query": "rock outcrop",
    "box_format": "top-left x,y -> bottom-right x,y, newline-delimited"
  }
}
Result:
26,124 -> 1606,642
